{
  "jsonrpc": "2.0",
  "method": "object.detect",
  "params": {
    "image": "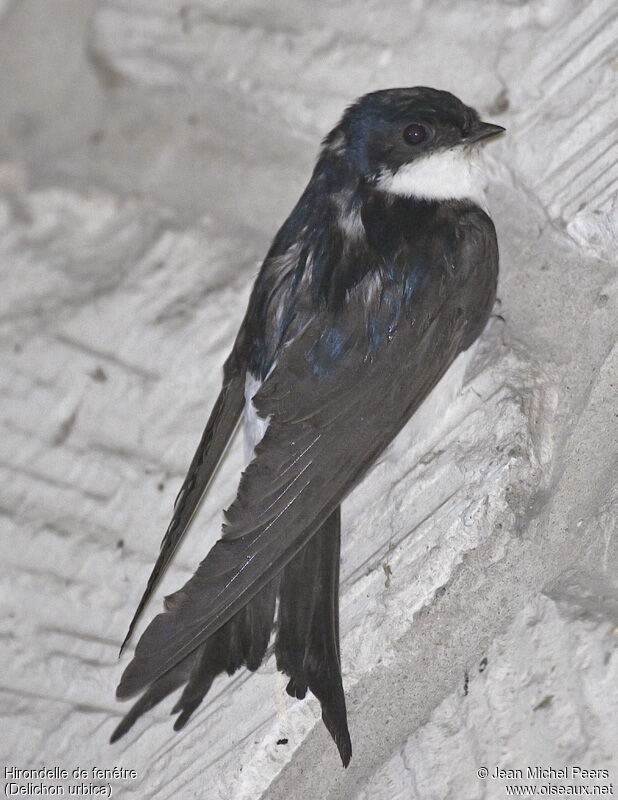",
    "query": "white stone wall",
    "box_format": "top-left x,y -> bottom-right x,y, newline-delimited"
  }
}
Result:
0,0 -> 615,798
